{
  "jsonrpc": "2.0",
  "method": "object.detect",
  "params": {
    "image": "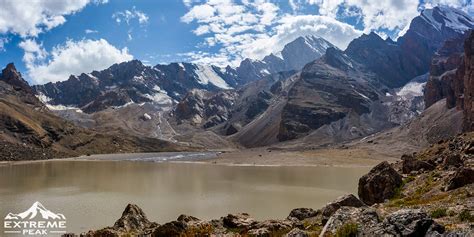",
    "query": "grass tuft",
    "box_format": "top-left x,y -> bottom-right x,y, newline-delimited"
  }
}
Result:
335,222 -> 358,237
458,210 -> 474,222
430,208 -> 447,218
